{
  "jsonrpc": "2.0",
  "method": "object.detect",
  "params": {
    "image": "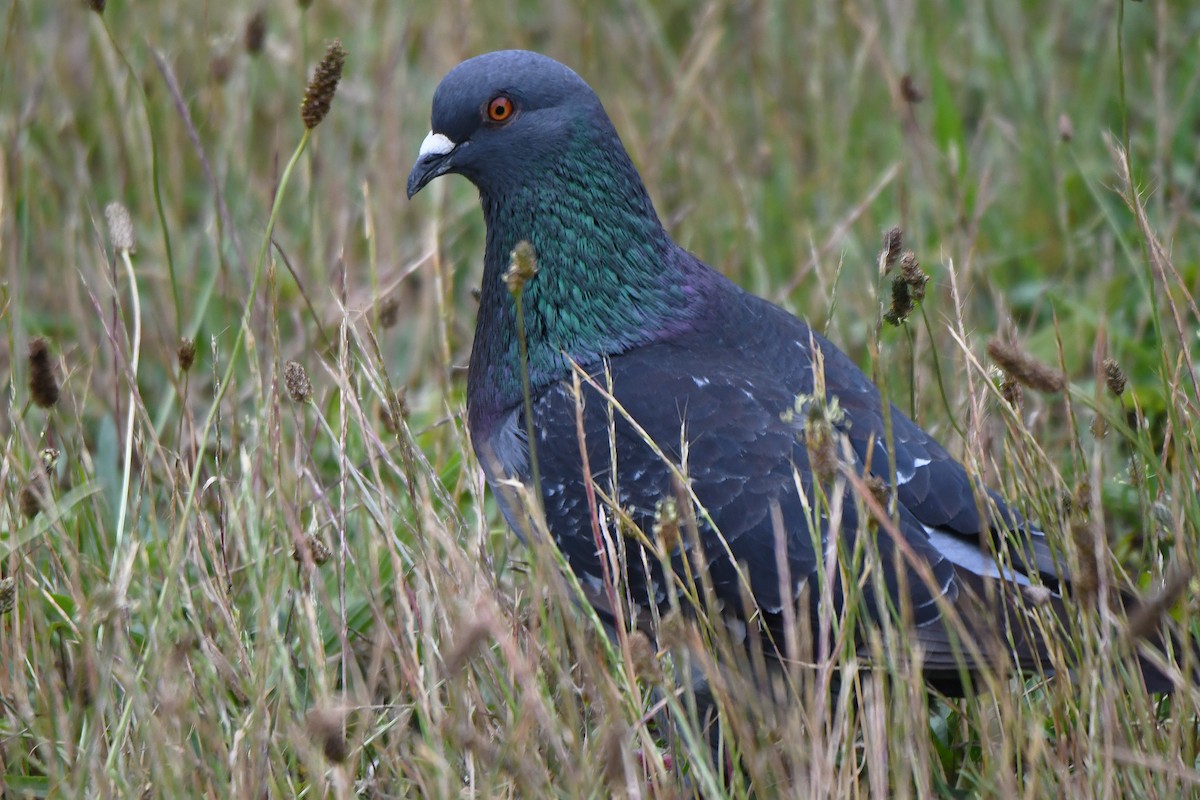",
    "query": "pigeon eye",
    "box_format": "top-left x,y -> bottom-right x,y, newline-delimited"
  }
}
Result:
486,95 -> 515,123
